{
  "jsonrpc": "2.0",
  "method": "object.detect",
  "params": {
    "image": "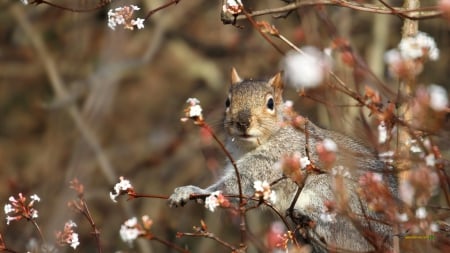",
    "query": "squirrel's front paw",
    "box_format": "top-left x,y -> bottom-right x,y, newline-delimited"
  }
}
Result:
168,185 -> 208,207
